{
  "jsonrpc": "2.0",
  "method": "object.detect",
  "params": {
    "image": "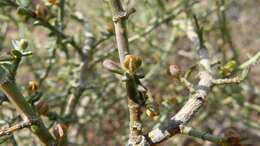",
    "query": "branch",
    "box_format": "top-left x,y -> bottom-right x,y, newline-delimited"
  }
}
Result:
128,0 -> 198,43
107,0 -> 131,64
244,102 -> 260,113
239,50 -> 260,69
180,77 -> 195,94
62,14 -> 95,120
135,16 -> 215,146
15,6 -> 84,58
213,68 -> 249,85
0,81 -> 56,146
0,119 -> 37,137
107,0 -> 144,145
180,126 -> 223,143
